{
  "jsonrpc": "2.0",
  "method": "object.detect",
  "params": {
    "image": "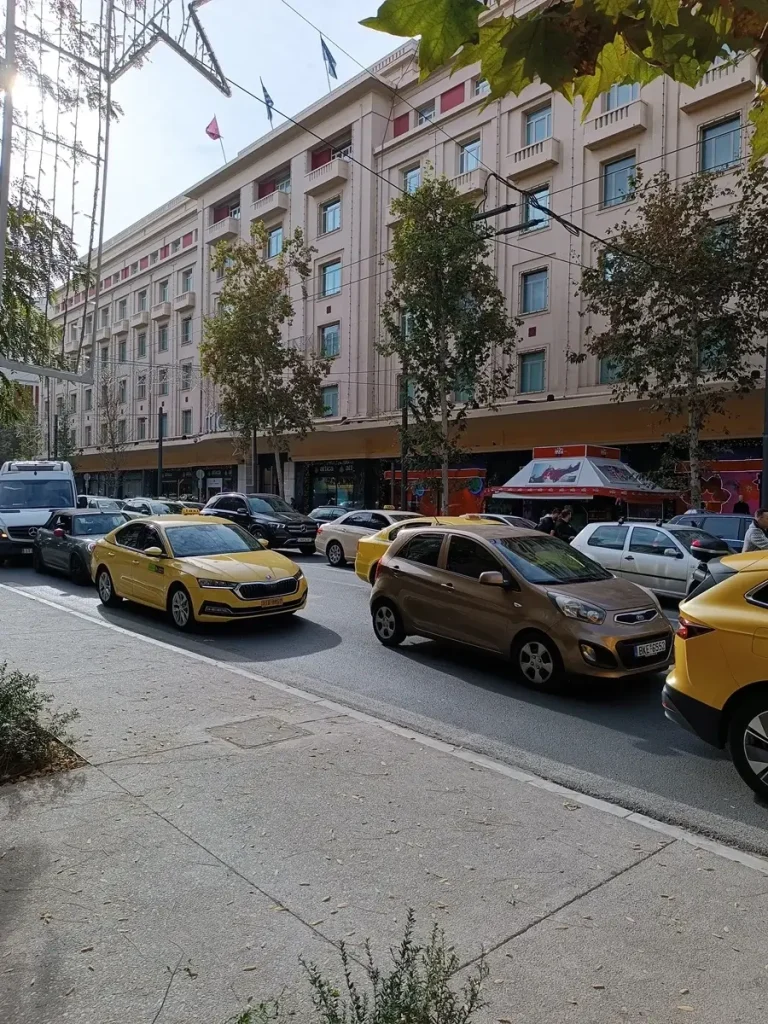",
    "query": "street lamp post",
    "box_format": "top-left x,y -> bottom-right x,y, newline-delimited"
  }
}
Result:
157,404 -> 164,497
